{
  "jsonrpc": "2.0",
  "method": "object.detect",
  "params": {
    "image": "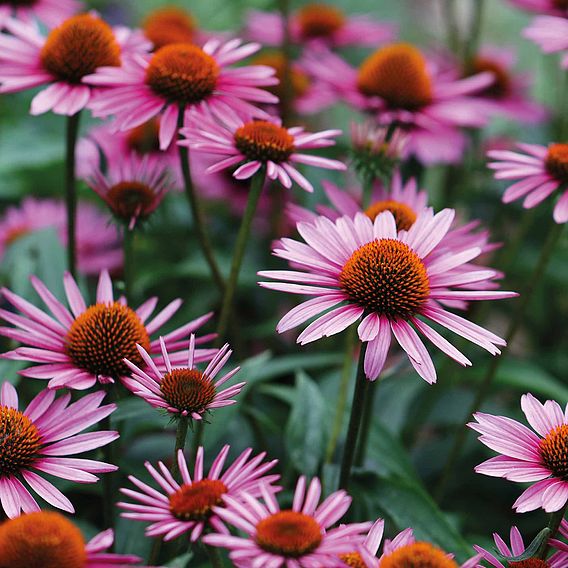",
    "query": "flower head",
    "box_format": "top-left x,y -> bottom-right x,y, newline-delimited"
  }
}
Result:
259,210 -> 516,383
0,0 -> 80,30
0,14 -> 150,115
204,476 -> 371,567
85,38 -> 278,150
0,511 -> 144,567
487,142 -> 568,223
470,393 -> 568,513
0,381 -> 117,517
143,5 -> 196,50
85,153 -> 175,230
182,115 -> 345,192
119,445 -> 279,542
245,4 -> 395,48
0,270 -> 215,389
123,333 -> 244,420
474,525 -> 568,568
304,43 -> 493,164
